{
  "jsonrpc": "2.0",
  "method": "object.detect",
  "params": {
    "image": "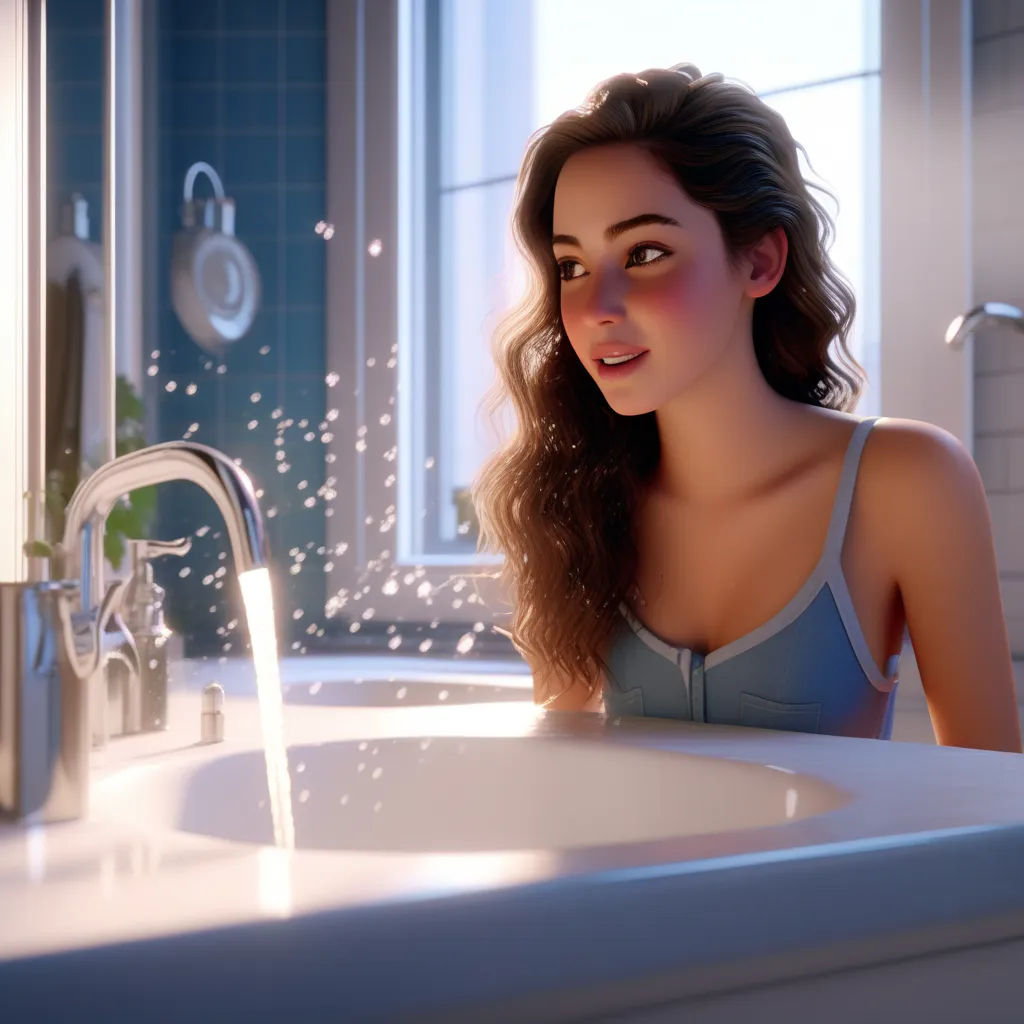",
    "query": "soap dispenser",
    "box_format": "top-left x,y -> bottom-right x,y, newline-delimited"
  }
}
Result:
122,537 -> 192,732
